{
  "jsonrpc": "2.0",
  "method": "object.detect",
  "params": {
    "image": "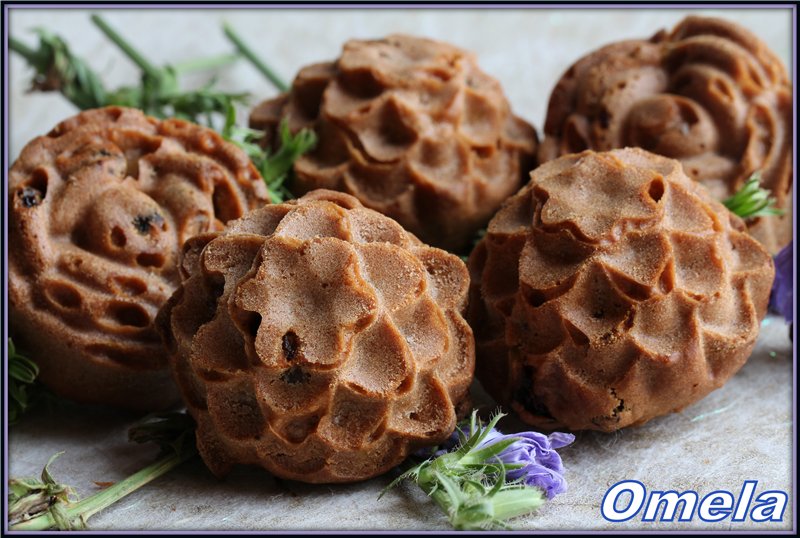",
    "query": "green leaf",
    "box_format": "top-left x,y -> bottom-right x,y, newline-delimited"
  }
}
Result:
221,102 -> 317,203
11,18 -> 245,127
7,338 -> 42,424
723,171 -> 784,219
